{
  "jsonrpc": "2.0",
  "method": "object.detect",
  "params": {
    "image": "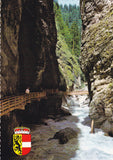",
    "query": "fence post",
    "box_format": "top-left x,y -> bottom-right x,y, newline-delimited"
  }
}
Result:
90,119 -> 95,133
